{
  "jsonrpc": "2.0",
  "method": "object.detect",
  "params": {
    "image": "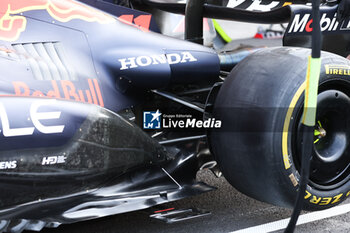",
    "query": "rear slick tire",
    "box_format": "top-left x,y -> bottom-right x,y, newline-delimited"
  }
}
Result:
210,47 -> 350,210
